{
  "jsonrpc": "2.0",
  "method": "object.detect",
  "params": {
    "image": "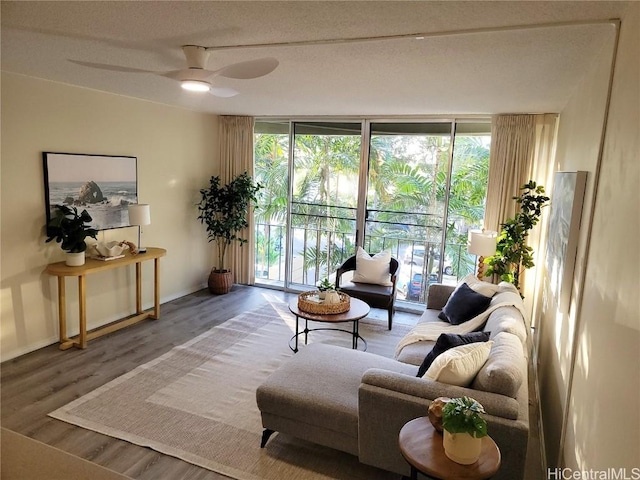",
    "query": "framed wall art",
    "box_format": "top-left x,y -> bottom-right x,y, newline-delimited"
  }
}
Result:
43,152 -> 138,231
545,170 -> 588,313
